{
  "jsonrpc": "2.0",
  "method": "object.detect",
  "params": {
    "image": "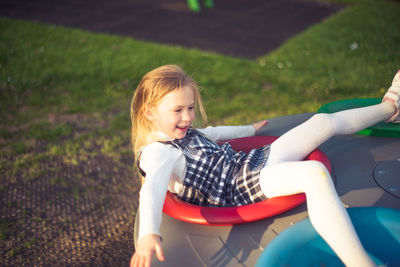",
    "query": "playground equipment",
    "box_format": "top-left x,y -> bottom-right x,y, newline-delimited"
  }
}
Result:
256,207 -> 400,267
134,99 -> 400,266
